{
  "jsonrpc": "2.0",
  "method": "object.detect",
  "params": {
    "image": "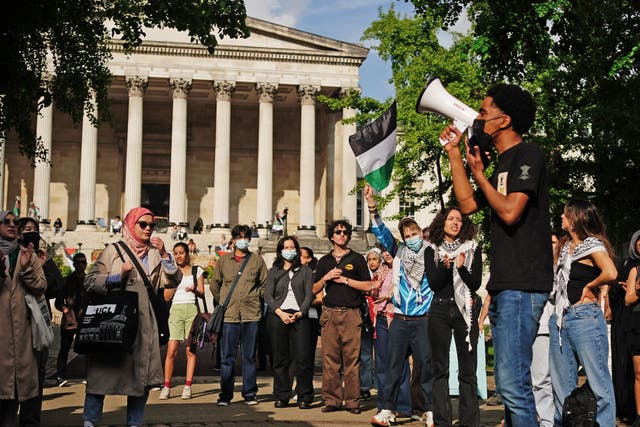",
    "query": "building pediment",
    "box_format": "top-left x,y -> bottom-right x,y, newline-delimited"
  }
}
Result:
110,16 -> 368,66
